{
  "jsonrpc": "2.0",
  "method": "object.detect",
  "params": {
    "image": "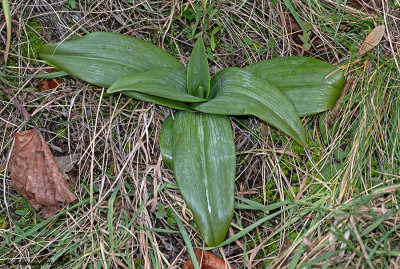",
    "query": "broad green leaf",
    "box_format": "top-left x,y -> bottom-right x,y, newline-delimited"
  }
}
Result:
108,69 -> 206,103
172,111 -> 236,246
39,31 -> 185,88
245,56 -> 345,116
160,115 -> 174,170
187,38 -> 210,98
192,68 -> 307,146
